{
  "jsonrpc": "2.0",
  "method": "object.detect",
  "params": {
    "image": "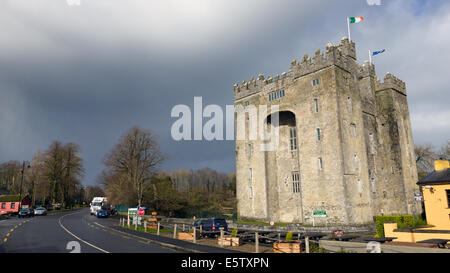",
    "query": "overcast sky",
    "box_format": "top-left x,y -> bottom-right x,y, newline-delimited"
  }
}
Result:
0,0 -> 449,186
